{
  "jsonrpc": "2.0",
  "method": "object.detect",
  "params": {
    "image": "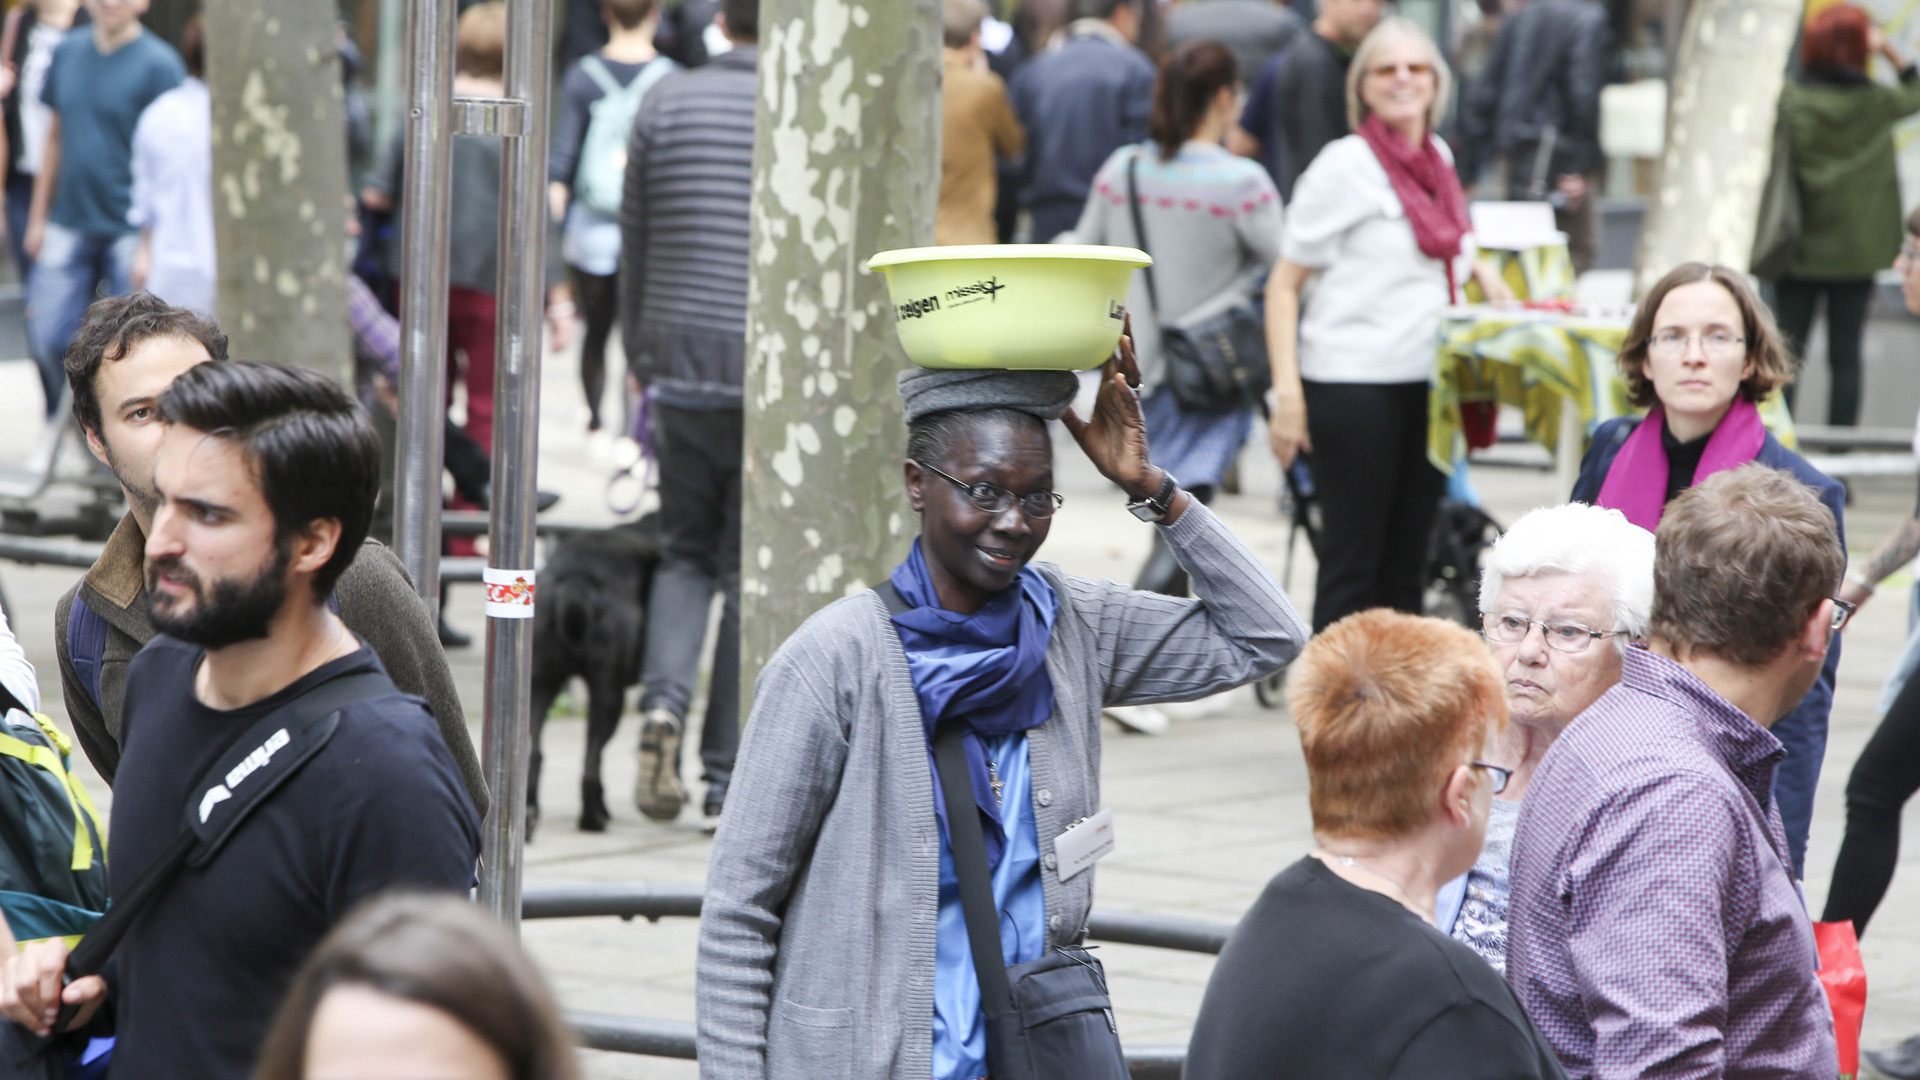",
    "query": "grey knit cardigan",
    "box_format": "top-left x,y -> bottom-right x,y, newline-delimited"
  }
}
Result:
696,503 -> 1307,1080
